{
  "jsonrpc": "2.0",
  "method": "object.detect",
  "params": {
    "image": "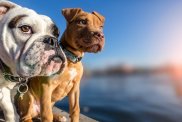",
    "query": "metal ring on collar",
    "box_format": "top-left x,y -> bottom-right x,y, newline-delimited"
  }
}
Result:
18,83 -> 28,94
